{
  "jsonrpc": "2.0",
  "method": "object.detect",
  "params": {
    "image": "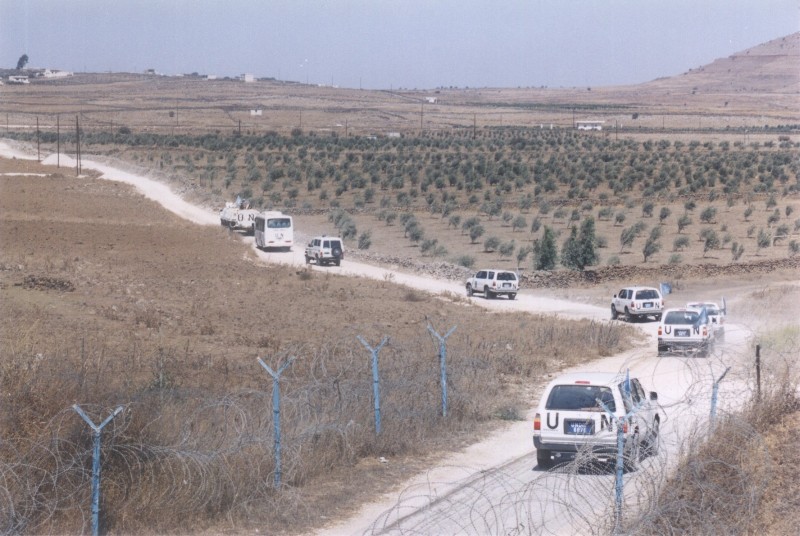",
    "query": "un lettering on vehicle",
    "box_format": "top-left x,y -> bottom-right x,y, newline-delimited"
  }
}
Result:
546,412 -> 614,431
